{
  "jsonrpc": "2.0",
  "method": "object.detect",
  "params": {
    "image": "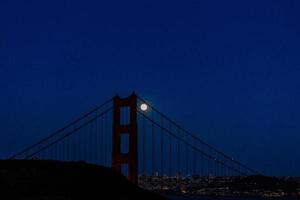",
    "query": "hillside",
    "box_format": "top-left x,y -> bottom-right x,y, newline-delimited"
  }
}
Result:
0,160 -> 167,200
